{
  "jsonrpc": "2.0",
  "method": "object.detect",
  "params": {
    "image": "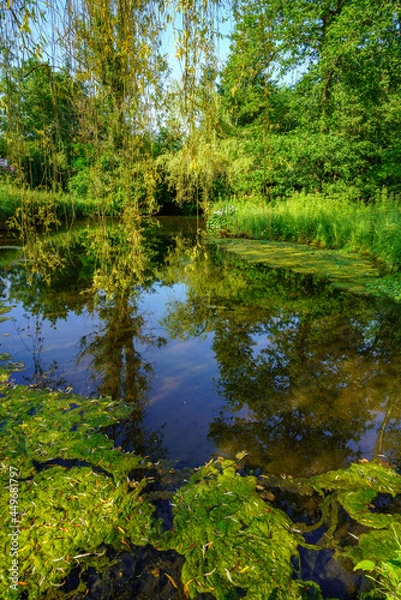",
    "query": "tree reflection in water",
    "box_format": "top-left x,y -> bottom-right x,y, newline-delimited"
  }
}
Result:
78,290 -> 167,458
2,222 -> 401,475
2,213 -> 169,458
161,242 -> 401,476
